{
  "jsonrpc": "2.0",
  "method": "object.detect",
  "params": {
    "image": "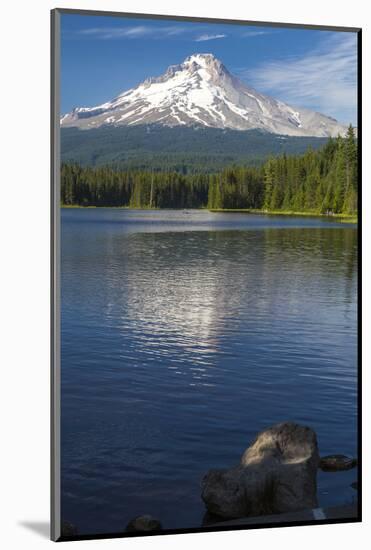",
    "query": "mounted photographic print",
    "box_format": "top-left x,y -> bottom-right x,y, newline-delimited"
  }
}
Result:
51,8 -> 361,542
